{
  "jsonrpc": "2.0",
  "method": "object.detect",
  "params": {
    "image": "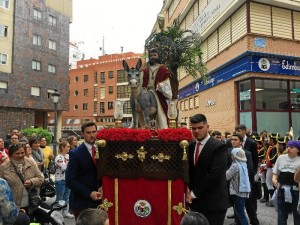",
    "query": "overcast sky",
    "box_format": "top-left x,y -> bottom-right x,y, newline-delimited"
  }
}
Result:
70,0 -> 163,58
